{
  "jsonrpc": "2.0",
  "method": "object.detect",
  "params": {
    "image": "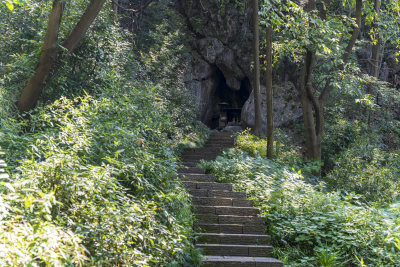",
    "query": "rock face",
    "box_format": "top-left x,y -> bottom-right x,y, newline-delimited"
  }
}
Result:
177,0 -> 254,127
241,82 -> 302,133
177,0 -> 302,130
